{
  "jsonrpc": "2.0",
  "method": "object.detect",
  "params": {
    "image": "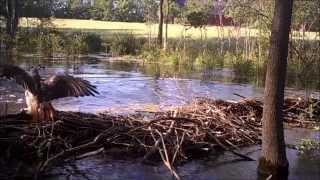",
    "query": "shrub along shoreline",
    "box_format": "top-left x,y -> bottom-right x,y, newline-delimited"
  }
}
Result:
2,24 -> 319,90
